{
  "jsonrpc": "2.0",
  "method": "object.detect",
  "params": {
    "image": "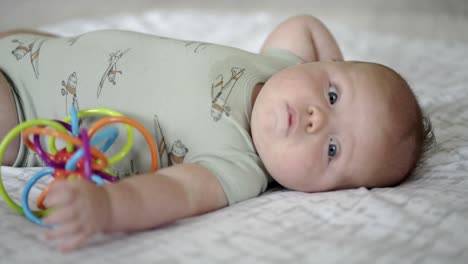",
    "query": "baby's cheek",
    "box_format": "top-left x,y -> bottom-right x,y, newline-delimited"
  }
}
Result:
285,157 -> 315,185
